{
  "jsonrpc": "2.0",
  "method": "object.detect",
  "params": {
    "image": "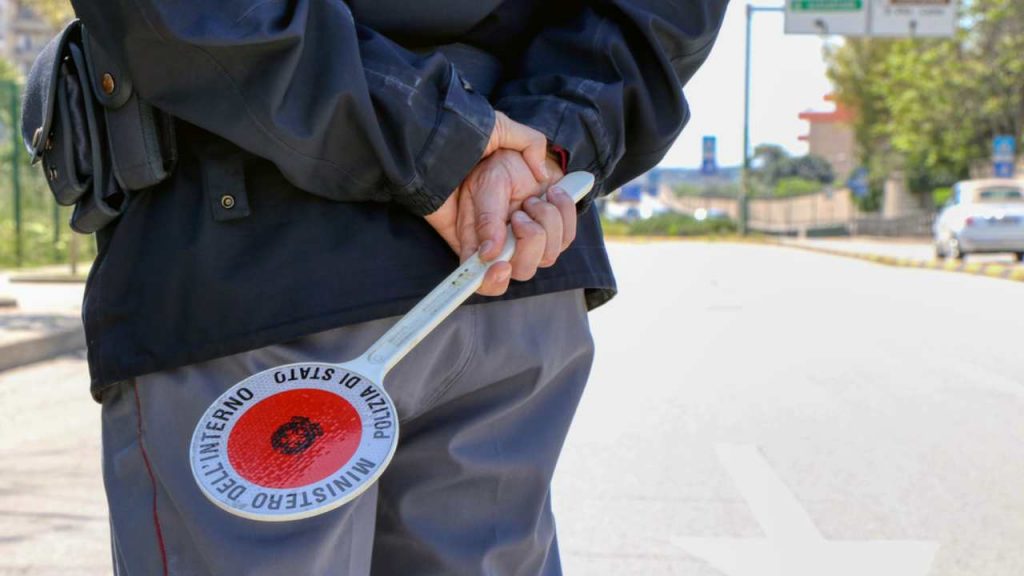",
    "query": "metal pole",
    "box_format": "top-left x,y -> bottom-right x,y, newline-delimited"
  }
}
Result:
741,4 -> 753,236
69,232 -> 78,277
53,203 -> 60,262
9,81 -> 21,267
